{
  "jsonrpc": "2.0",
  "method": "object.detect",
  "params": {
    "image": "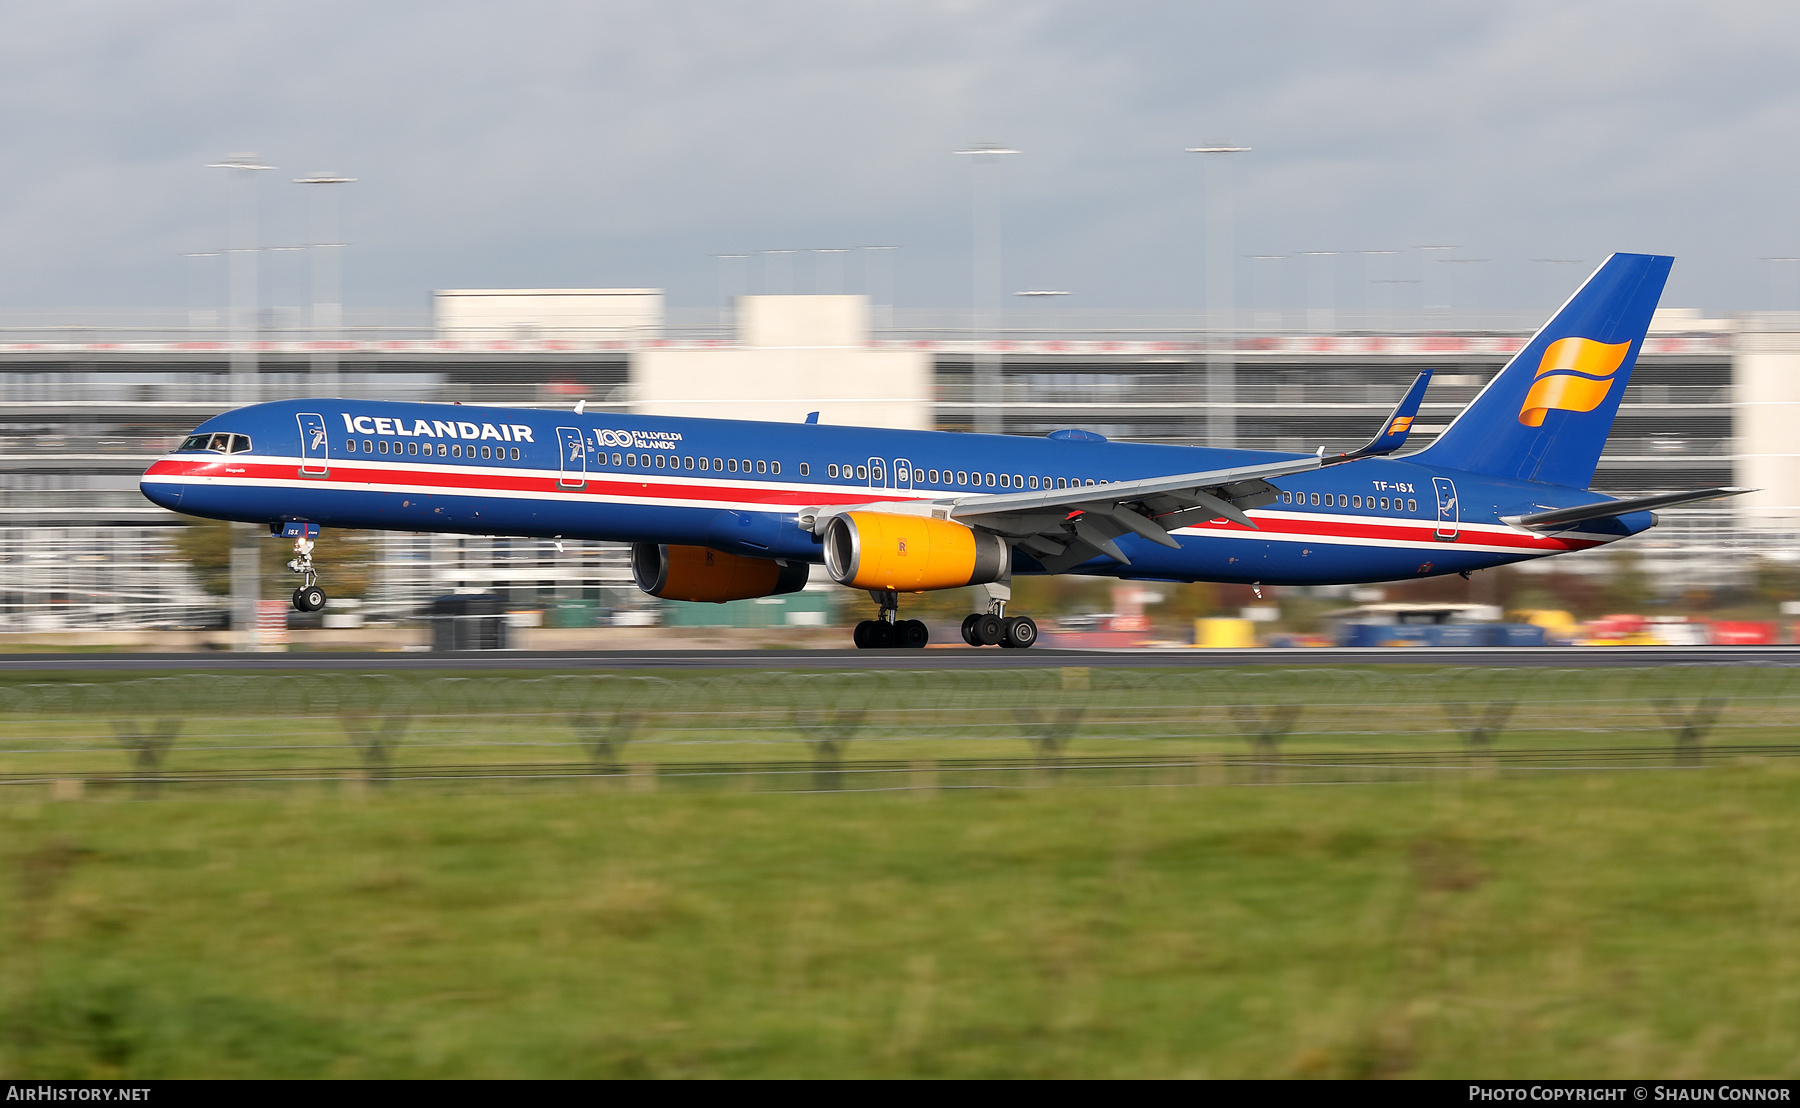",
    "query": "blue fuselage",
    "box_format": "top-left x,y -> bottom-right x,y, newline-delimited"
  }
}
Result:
141,399 -> 1647,585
